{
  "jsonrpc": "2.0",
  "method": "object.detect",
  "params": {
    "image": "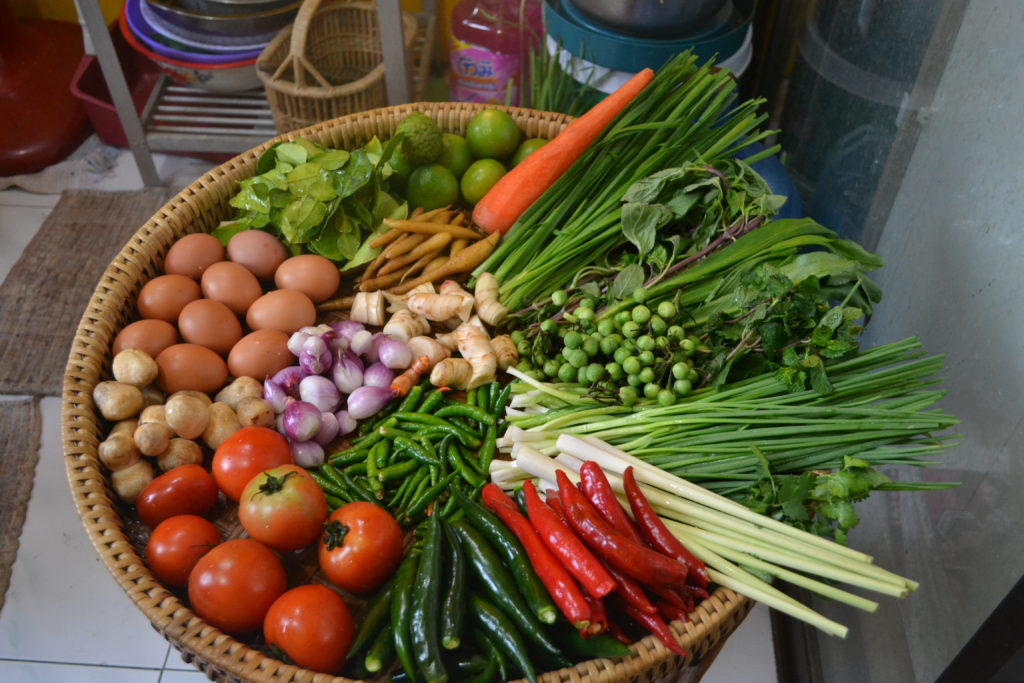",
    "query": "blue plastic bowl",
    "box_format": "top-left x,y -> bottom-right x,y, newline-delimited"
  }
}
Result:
125,0 -> 265,64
